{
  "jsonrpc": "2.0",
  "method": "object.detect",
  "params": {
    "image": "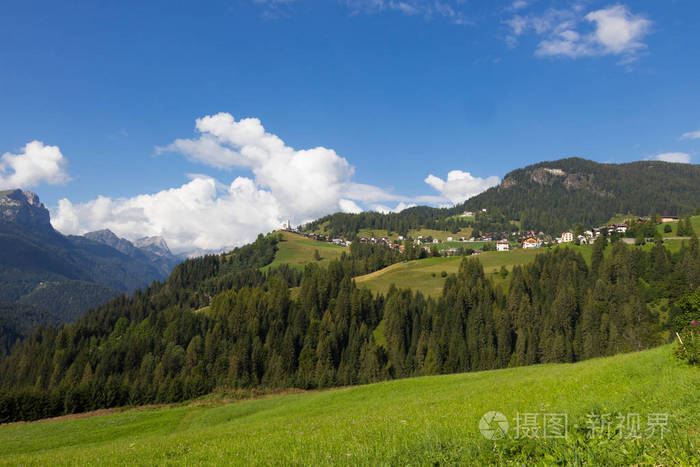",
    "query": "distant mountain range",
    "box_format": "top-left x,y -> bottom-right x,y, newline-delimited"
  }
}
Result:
0,189 -> 181,352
